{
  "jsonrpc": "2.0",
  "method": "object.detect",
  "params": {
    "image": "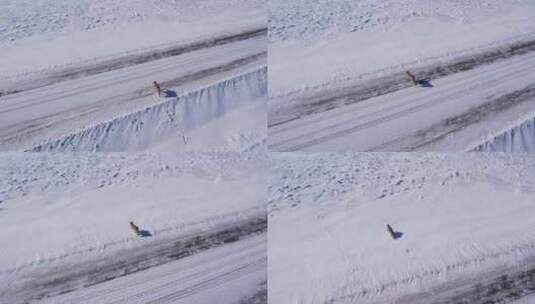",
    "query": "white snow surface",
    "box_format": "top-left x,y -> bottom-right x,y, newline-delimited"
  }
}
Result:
268,51 -> 535,152
38,234 -> 267,304
0,152 -> 265,276
474,116 -> 535,152
0,0 -> 265,81
269,153 -> 535,304
512,293 -> 535,304
269,0 -> 535,97
25,68 -> 267,152
0,0 -> 267,153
